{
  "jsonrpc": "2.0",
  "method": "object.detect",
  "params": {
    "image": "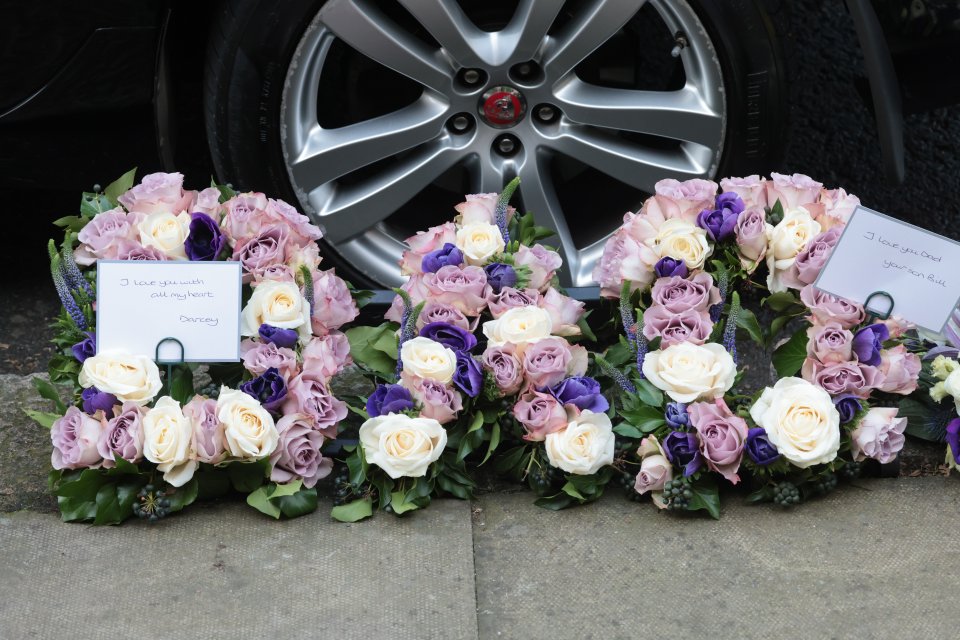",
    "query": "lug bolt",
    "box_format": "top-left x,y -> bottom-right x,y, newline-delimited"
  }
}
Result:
449,114 -> 472,132
462,69 -> 482,85
515,63 -> 532,77
496,136 -> 517,155
535,105 -> 557,123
